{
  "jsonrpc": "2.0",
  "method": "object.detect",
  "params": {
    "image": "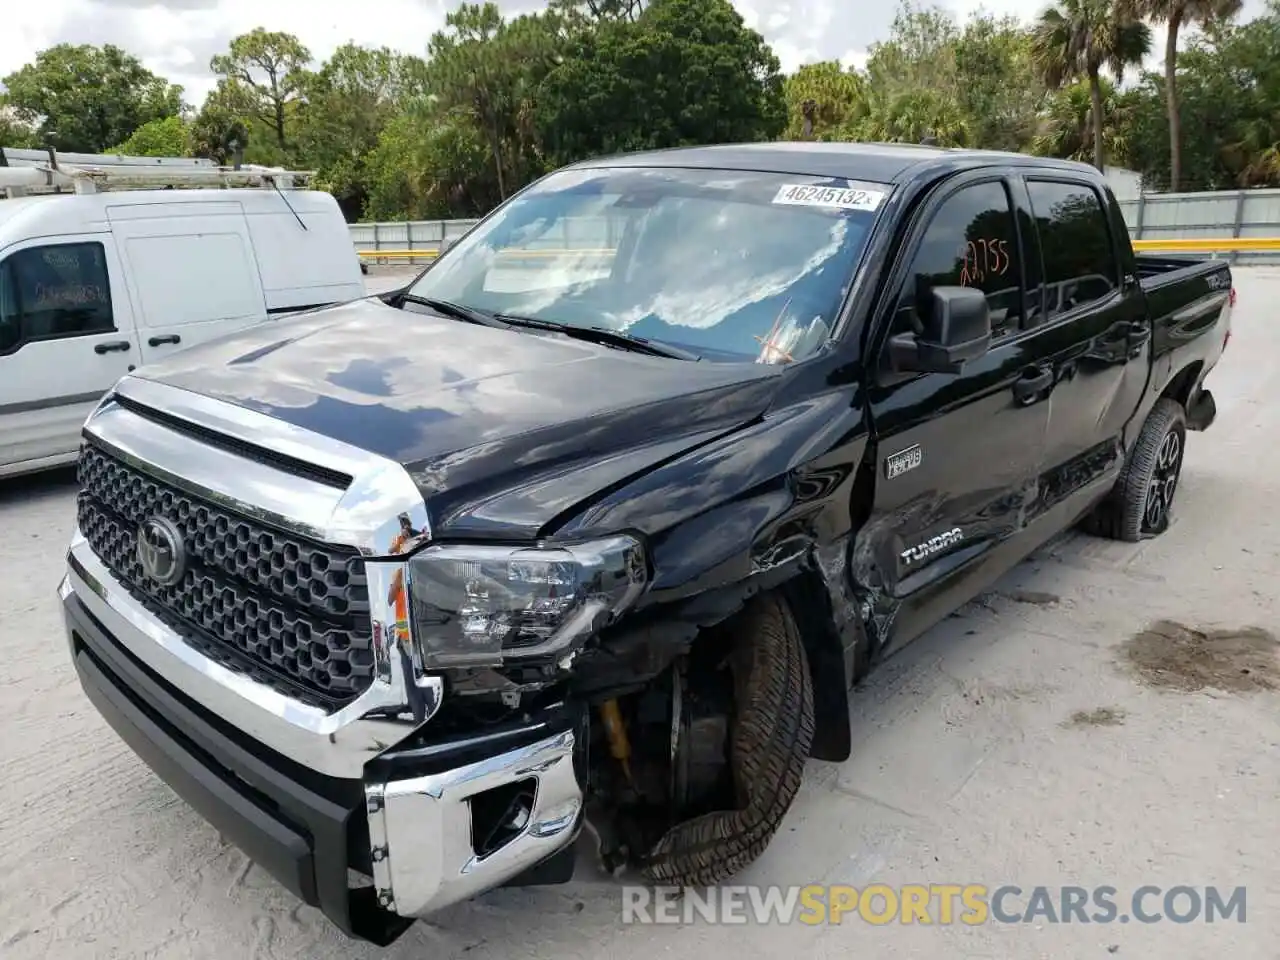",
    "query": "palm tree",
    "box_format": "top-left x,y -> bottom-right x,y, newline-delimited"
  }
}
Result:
1126,0 -> 1241,191
1030,77 -> 1132,163
783,62 -> 866,141
1031,0 -> 1152,171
